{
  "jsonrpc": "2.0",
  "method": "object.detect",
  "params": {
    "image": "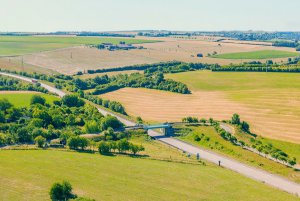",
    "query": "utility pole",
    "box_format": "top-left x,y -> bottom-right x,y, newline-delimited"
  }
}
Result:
21,56 -> 24,71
